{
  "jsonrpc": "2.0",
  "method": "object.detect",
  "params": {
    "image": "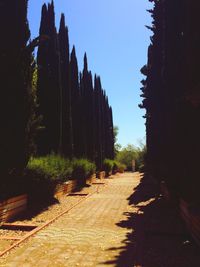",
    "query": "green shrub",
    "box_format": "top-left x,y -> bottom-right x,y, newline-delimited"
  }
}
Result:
103,159 -> 126,175
72,158 -> 96,185
103,159 -> 115,176
25,154 -> 73,203
27,154 -> 72,182
113,161 -> 126,173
